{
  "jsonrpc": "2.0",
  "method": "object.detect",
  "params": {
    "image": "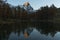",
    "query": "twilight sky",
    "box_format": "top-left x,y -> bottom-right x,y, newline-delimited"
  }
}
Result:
7,0 -> 60,10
